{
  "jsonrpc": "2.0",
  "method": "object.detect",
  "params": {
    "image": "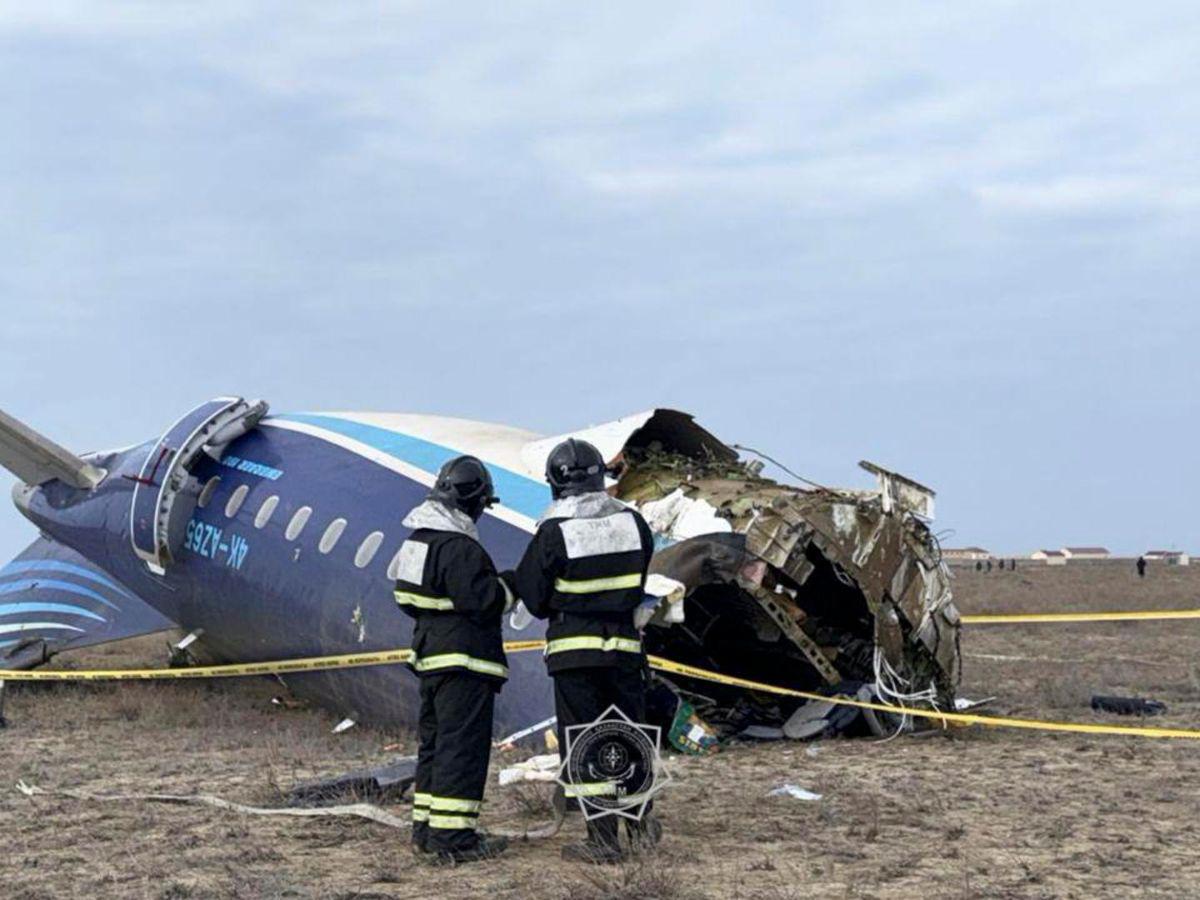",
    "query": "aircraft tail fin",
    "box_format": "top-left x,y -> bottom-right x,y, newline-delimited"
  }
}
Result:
0,408 -> 104,489
0,536 -> 177,669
